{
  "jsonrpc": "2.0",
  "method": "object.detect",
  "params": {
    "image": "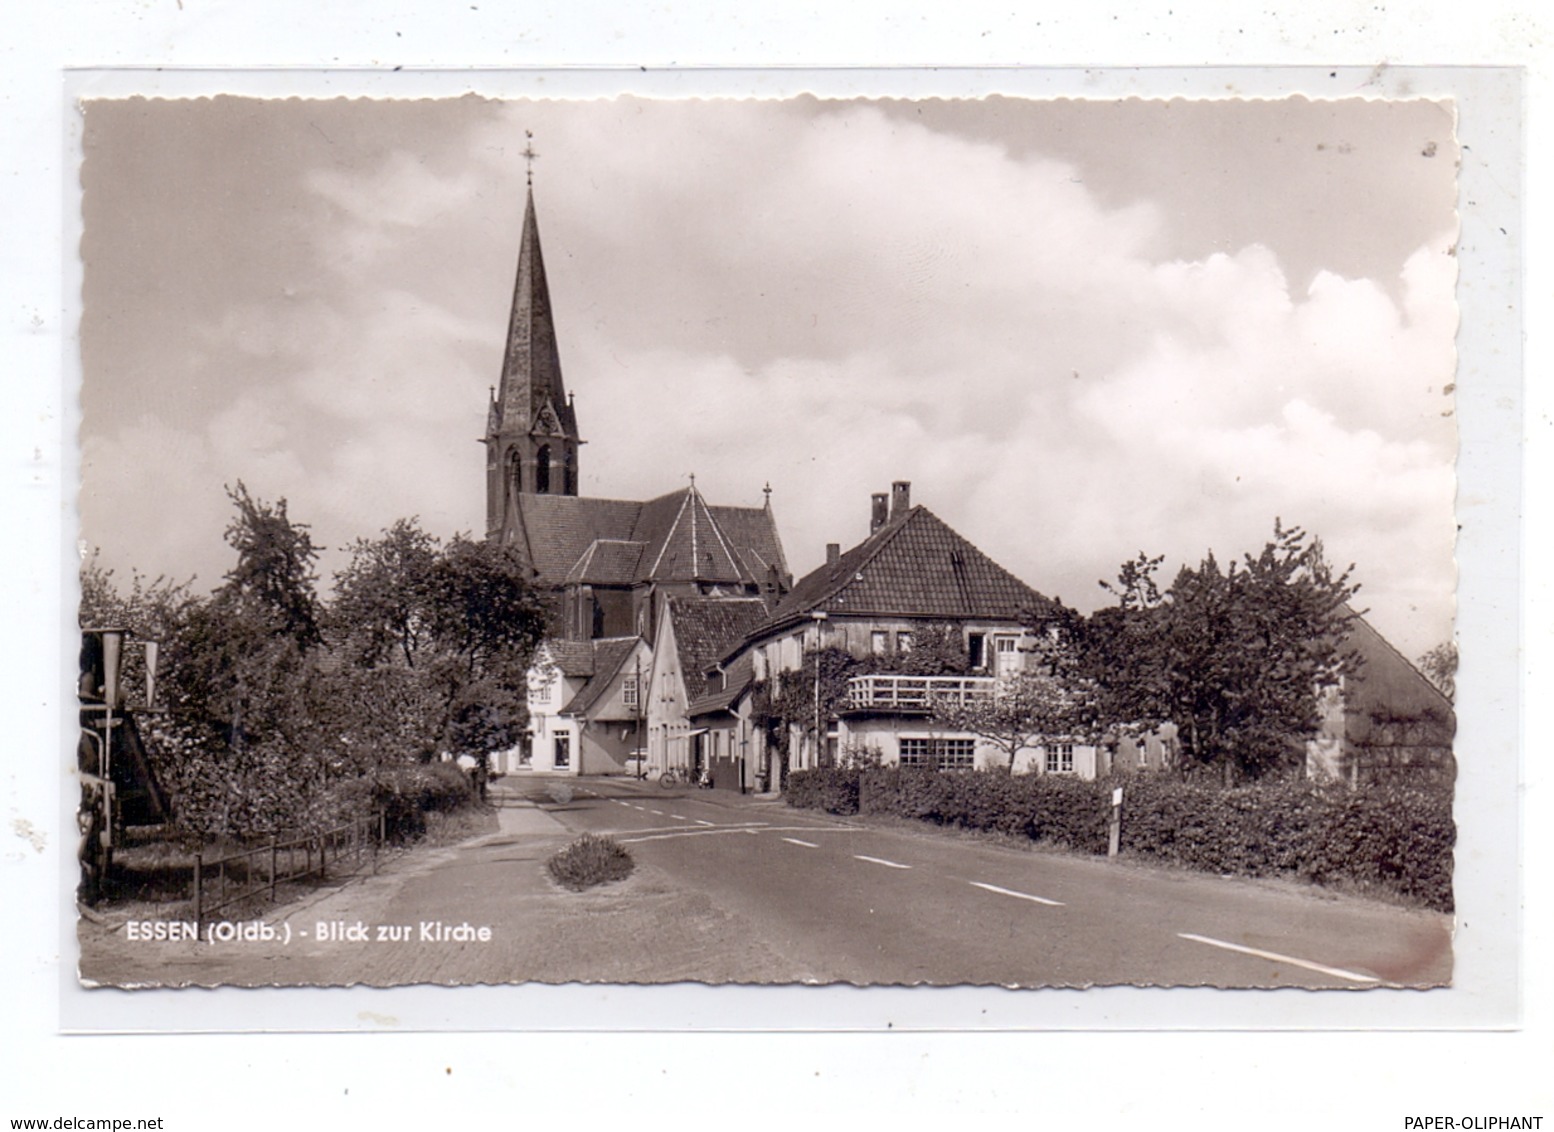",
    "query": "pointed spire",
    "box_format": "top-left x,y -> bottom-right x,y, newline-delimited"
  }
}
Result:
495,171 -> 578,442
